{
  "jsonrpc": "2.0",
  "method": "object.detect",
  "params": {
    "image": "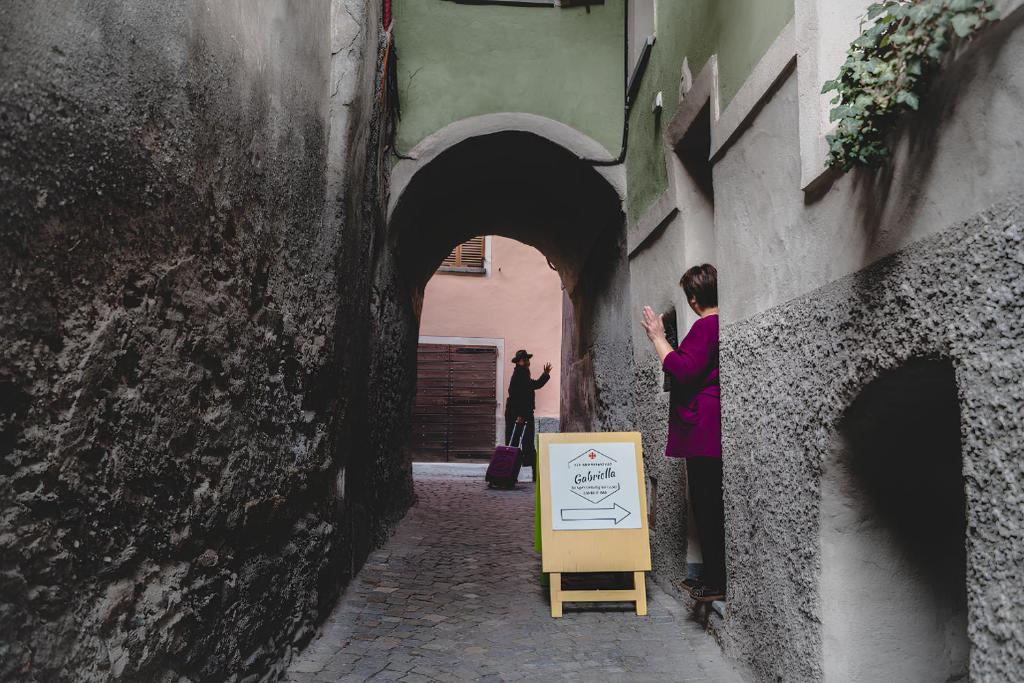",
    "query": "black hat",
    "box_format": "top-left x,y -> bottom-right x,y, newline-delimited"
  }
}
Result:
511,349 -> 533,364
